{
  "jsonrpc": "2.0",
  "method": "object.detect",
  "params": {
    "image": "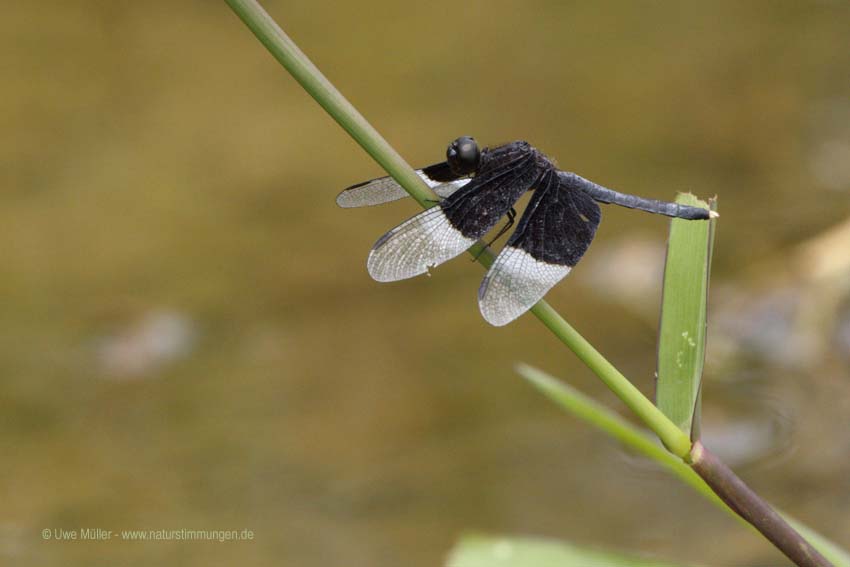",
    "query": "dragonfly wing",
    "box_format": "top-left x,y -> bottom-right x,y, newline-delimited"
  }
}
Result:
479,169 -> 601,326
